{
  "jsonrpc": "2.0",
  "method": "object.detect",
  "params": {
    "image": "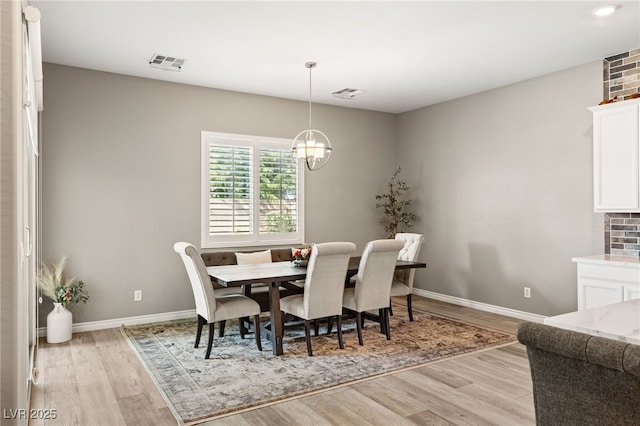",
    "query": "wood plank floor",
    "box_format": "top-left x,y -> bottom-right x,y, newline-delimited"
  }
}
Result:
30,297 -> 535,426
